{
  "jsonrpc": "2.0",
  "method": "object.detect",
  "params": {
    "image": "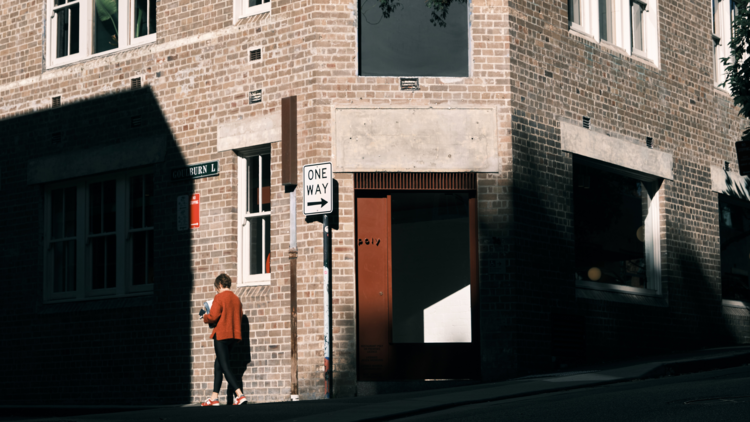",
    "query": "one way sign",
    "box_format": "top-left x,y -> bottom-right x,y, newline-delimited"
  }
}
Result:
303,162 -> 333,216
